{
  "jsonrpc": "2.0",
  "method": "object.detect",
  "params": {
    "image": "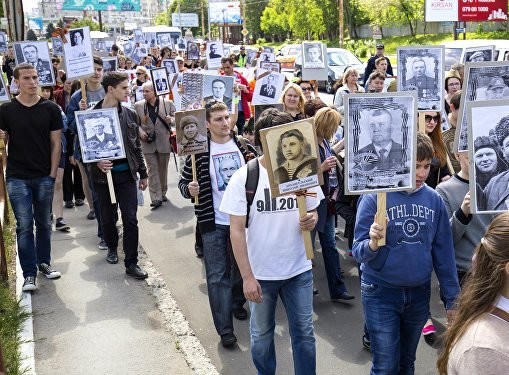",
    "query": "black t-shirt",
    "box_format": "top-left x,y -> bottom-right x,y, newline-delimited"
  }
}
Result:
0,98 -> 63,178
